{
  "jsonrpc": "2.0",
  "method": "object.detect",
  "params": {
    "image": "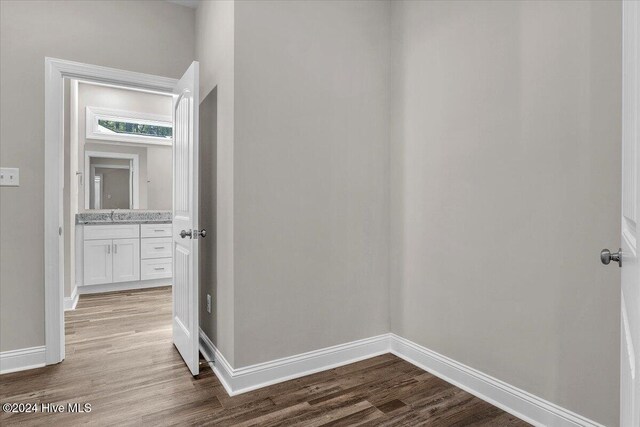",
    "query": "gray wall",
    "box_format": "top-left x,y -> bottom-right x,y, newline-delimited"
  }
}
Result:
0,0 -> 195,352
146,146 -> 173,211
389,1 -> 621,425
232,0 -> 391,367
196,0 -> 236,365
199,88 -> 218,348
